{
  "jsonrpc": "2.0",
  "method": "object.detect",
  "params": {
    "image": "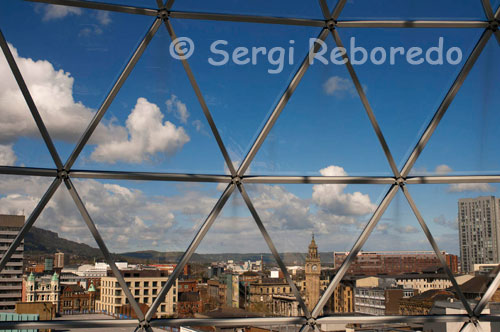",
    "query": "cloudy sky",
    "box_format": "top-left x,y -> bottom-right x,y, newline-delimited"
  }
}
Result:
0,1 -> 499,259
